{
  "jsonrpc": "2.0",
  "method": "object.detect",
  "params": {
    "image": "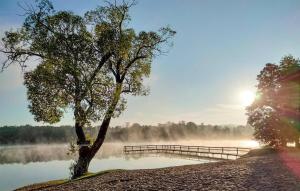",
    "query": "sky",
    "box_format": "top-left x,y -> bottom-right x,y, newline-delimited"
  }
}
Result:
0,0 -> 300,127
